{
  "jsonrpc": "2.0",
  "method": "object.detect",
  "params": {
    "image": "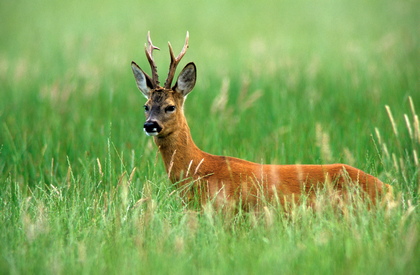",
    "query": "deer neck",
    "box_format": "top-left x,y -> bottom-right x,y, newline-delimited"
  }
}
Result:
153,120 -> 205,182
